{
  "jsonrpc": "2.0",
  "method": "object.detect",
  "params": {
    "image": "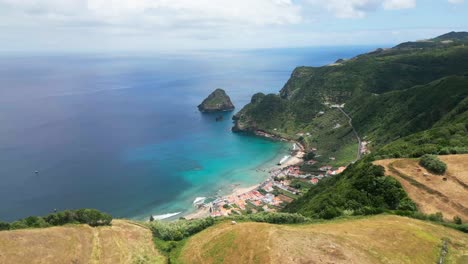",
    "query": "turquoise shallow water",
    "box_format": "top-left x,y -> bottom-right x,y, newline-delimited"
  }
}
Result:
0,46 -> 377,221
125,114 -> 290,219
